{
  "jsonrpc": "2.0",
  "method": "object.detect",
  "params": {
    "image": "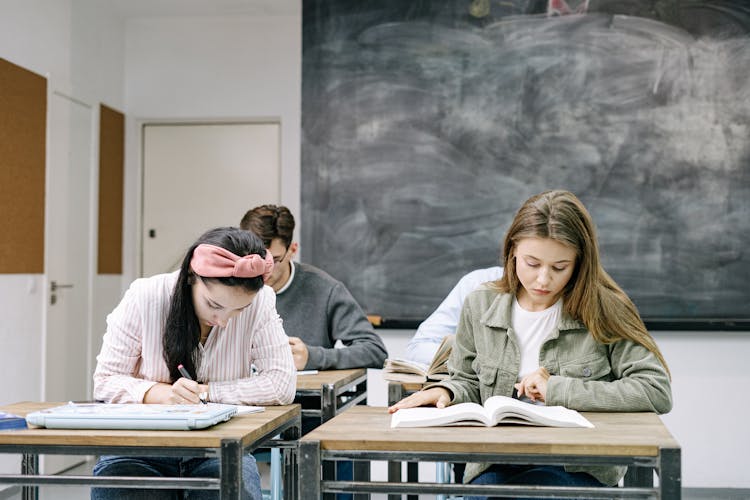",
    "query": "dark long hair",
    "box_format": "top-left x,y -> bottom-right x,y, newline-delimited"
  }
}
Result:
163,227 -> 268,382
